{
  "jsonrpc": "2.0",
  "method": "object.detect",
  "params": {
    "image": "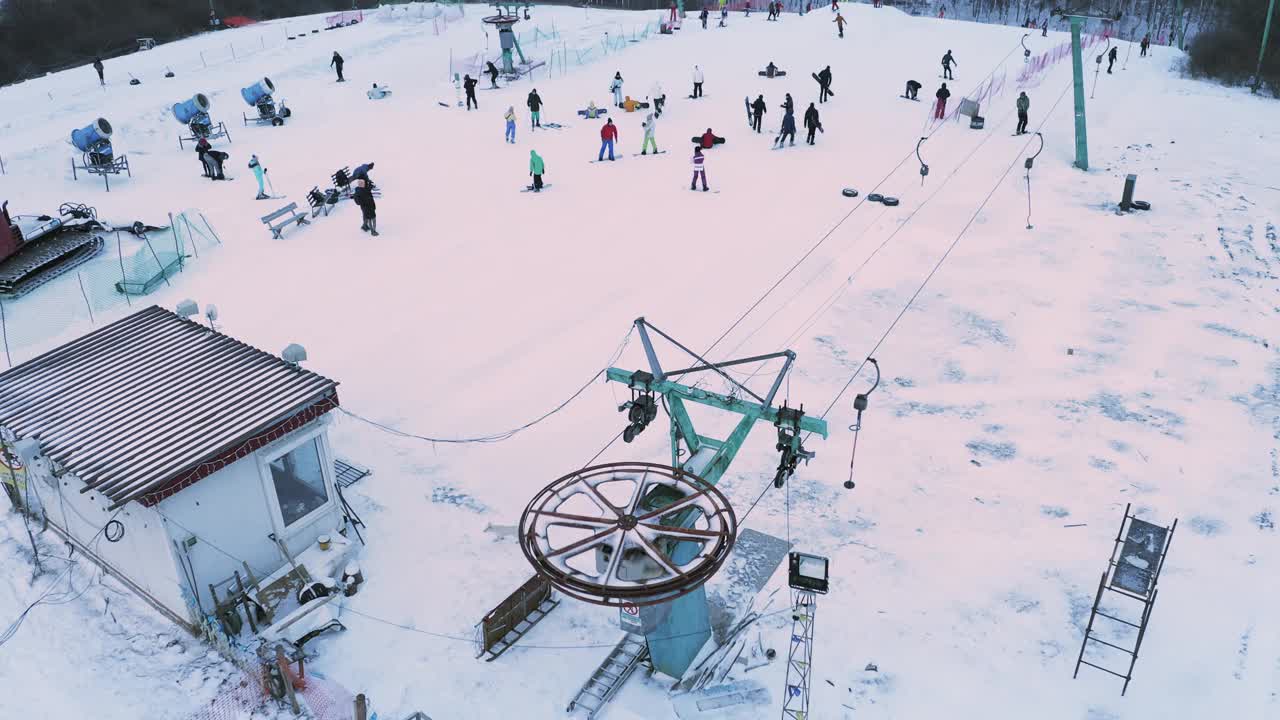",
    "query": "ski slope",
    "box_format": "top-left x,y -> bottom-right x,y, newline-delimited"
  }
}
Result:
2,4 -> 1279,719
